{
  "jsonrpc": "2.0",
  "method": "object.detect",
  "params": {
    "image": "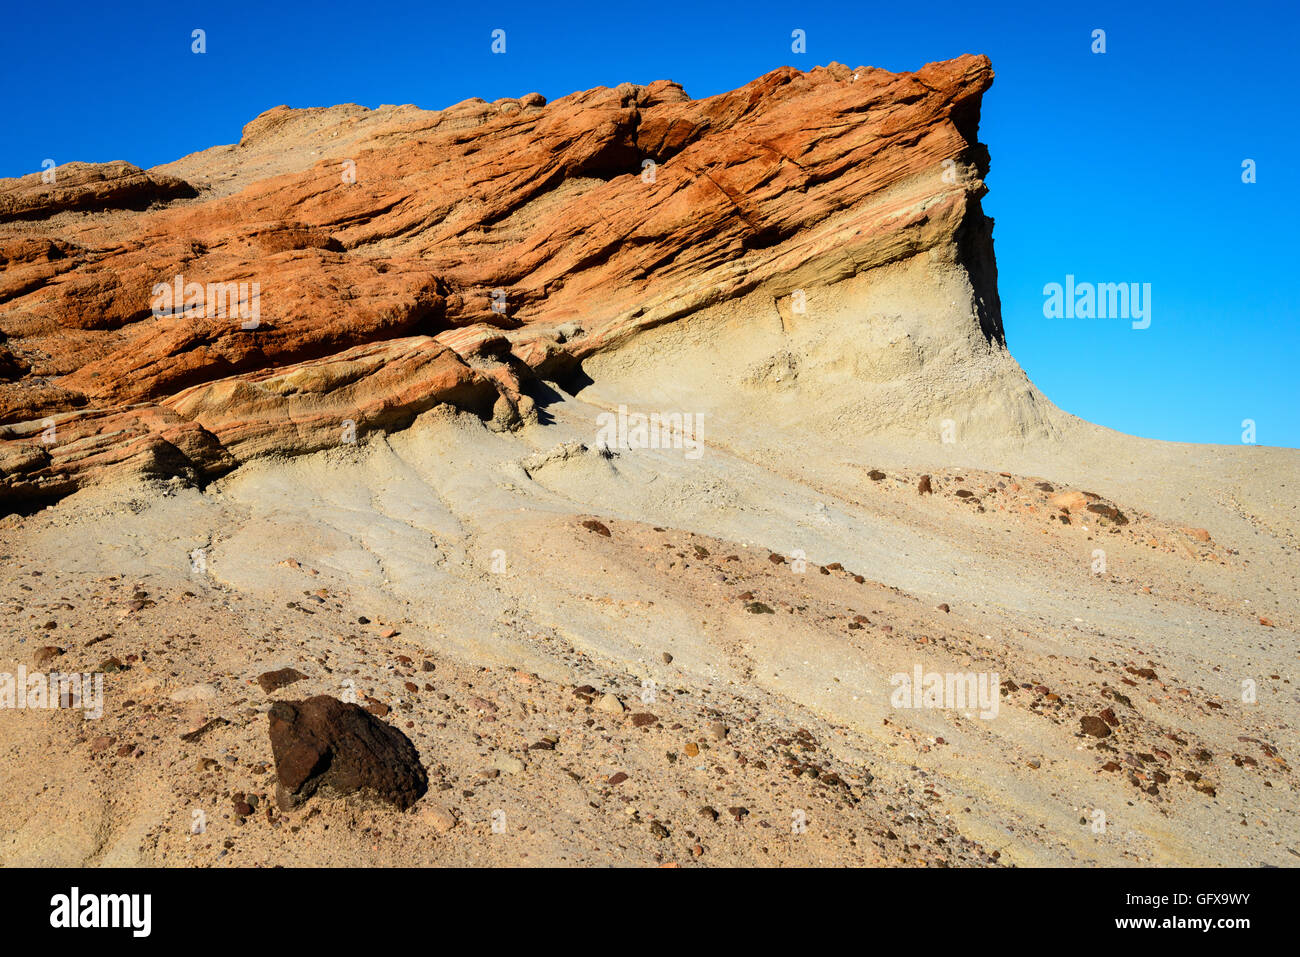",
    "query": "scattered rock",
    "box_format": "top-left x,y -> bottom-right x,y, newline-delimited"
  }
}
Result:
1086,503 -> 1128,526
180,717 -> 229,742
1080,715 -> 1112,738
423,803 -> 458,833
267,695 -> 428,811
32,645 -> 63,668
257,667 -> 308,693
492,754 -> 526,775
1049,490 -> 1088,511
